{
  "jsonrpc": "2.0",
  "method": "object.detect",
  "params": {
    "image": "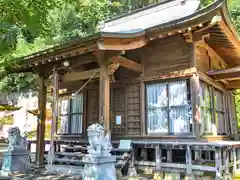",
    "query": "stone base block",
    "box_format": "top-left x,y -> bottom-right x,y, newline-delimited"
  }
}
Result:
46,164 -> 84,176
1,150 -> 30,176
83,155 -> 116,180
